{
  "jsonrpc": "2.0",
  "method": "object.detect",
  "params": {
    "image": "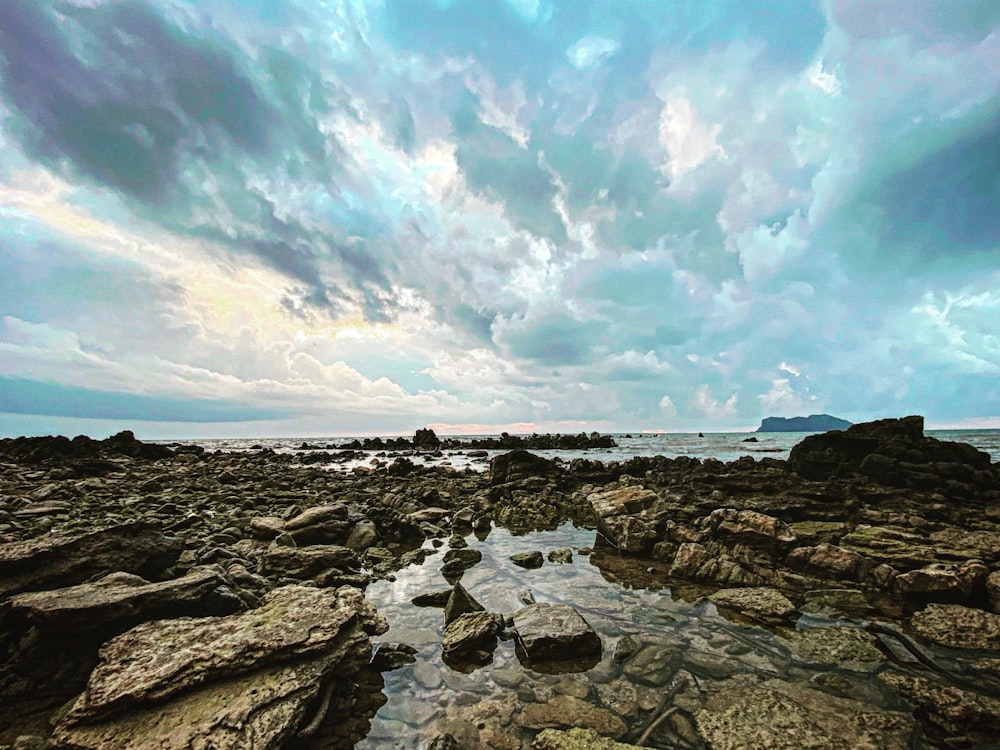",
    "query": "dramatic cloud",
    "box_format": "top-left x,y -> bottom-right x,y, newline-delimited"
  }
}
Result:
1,0 -> 998,437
